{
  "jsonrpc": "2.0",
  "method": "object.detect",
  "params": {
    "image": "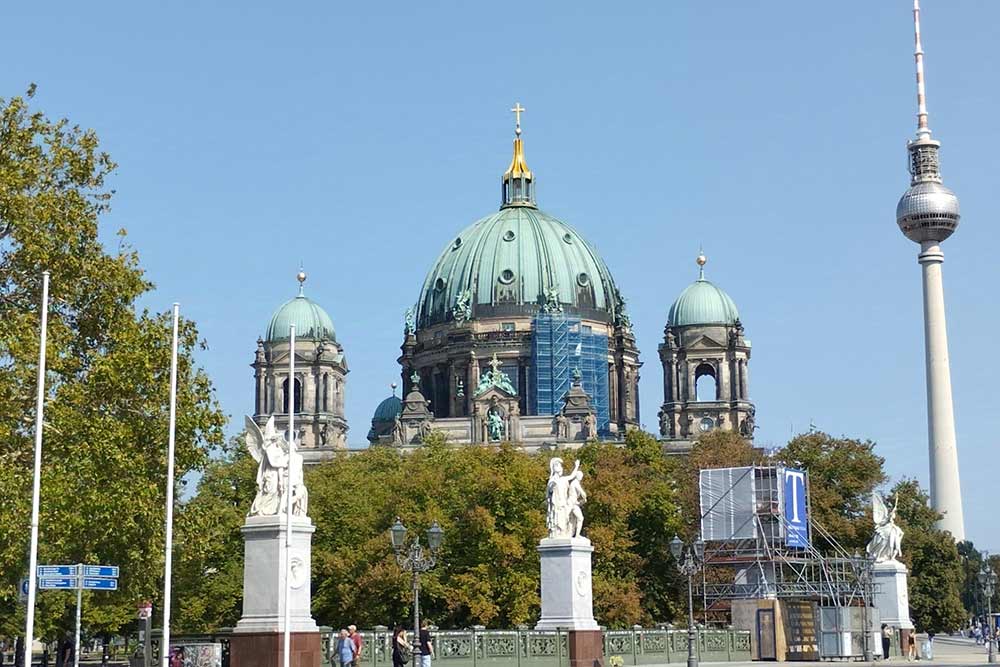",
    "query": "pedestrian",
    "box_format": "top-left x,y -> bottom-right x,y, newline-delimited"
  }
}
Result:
336,630 -> 353,667
881,624 -> 891,660
906,631 -> 916,661
348,625 -> 362,667
418,621 -> 433,667
392,626 -> 410,667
